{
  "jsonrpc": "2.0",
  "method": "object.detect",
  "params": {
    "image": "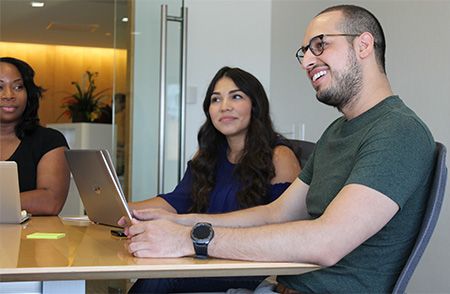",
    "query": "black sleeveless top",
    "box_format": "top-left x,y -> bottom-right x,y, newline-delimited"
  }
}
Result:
8,126 -> 68,192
